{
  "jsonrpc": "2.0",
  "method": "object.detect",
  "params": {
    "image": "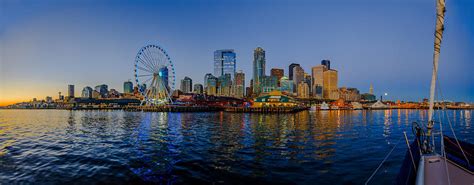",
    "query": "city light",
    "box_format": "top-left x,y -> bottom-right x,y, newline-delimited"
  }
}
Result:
1,1 -> 473,184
